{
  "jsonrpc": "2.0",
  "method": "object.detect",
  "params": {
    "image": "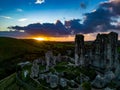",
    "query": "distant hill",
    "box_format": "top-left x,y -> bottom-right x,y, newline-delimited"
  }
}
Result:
0,37 -> 74,61
0,37 -> 39,61
0,37 -> 42,79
